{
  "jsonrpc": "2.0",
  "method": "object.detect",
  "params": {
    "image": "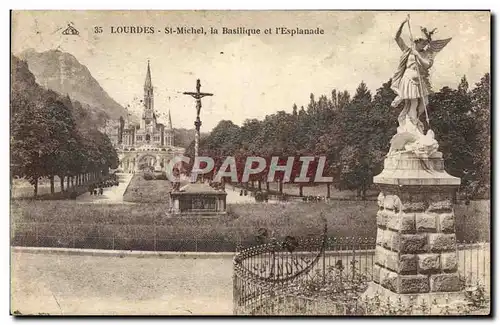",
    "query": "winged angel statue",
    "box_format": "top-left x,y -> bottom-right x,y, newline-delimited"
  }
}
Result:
388,15 -> 452,157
